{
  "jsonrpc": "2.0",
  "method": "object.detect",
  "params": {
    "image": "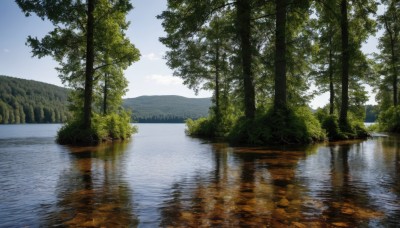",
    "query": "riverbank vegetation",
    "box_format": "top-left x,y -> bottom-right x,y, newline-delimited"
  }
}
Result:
16,0 -> 139,144
159,0 -> 381,144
